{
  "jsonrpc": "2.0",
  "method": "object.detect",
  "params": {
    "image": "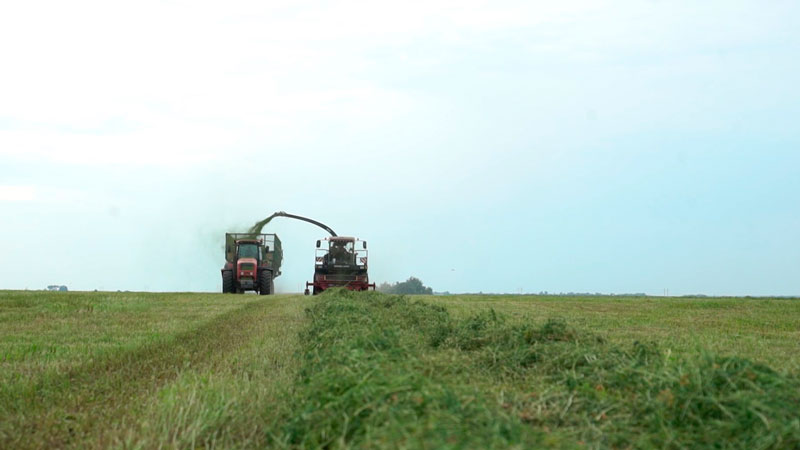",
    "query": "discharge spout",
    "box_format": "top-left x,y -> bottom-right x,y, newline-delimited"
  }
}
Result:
249,211 -> 338,237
